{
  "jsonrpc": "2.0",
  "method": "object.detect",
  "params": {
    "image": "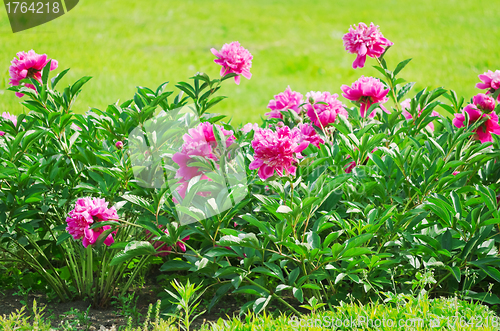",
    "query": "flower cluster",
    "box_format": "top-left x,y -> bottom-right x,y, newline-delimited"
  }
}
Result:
65,198 -> 118,248
453,93 -> 500,143
172,122 -> 236,199
9,50 -> 58,98
249,126 -> 312,180
265,86 -> 304,120
476,70 -> 500,101
211,41 -> 252,85
304,91 -> 348,128
342,76 -> 390,118
342,22 -> 393,69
